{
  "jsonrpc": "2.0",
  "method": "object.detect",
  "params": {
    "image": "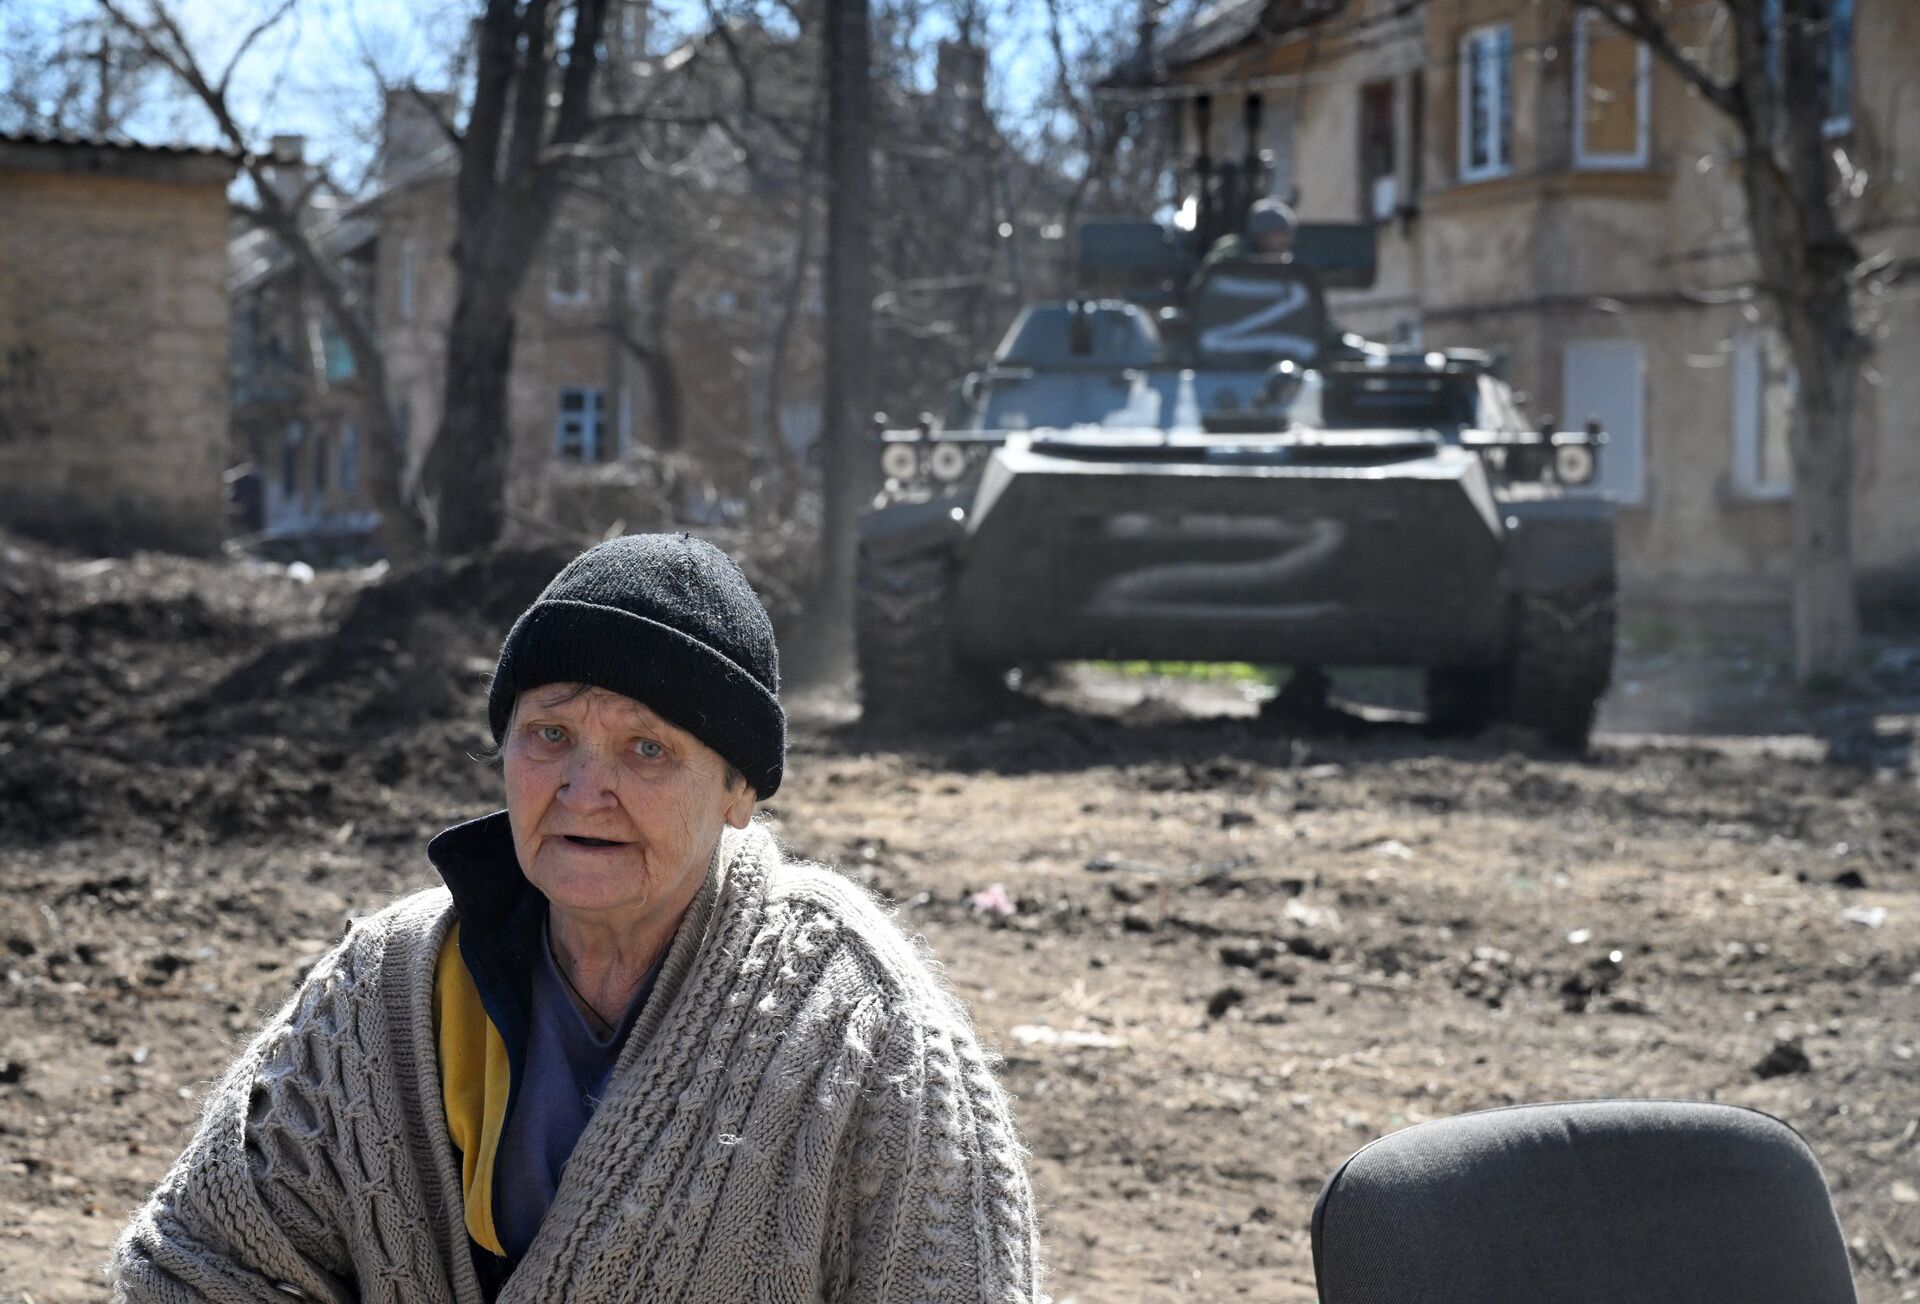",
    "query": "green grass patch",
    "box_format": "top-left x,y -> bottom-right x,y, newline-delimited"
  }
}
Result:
1100,660 -> 1285,686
